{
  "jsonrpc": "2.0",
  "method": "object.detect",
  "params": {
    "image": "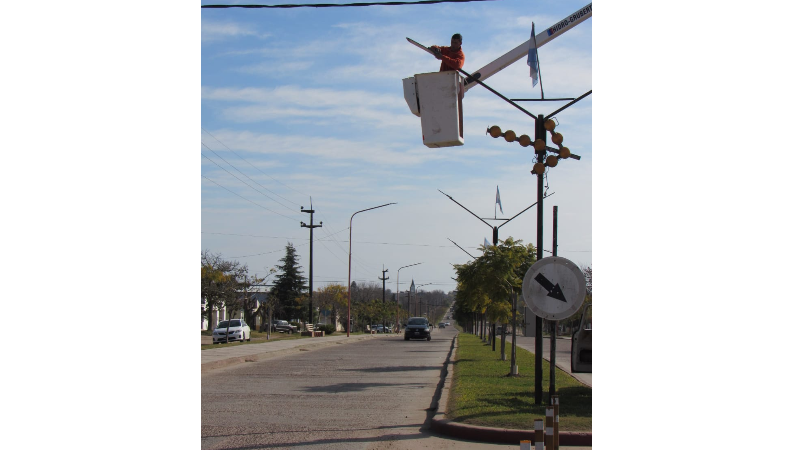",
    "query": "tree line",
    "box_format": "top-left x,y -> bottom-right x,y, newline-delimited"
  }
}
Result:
202,244 -> 454,334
